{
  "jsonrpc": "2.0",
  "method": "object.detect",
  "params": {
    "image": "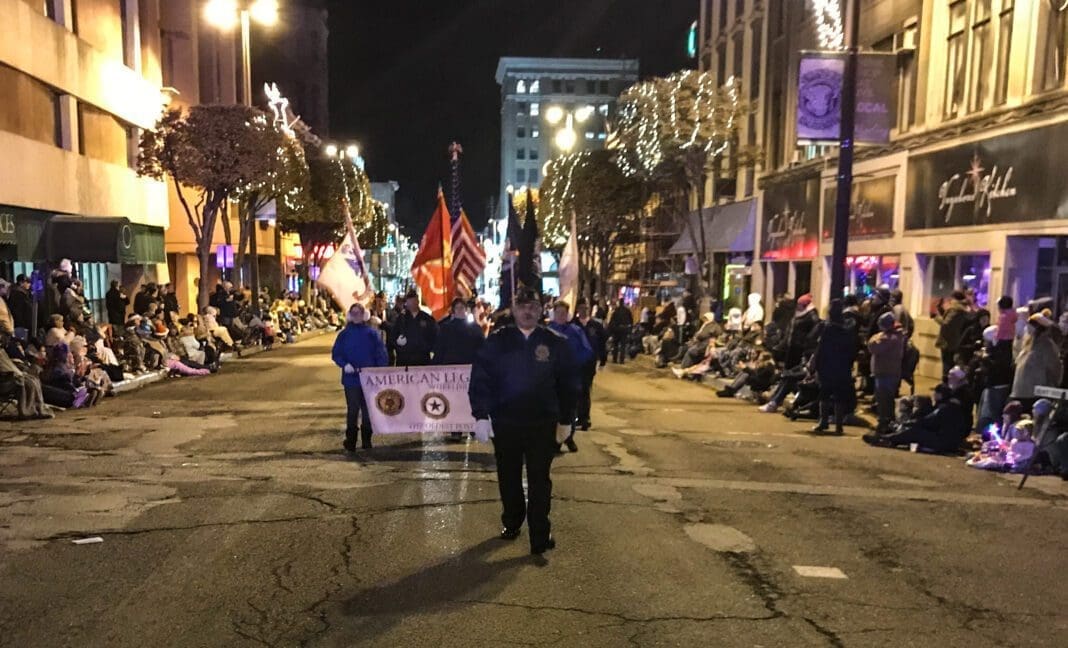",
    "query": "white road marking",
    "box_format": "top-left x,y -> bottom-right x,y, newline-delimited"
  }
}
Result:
685,524 -> 756,553
793,565 -> 848,579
